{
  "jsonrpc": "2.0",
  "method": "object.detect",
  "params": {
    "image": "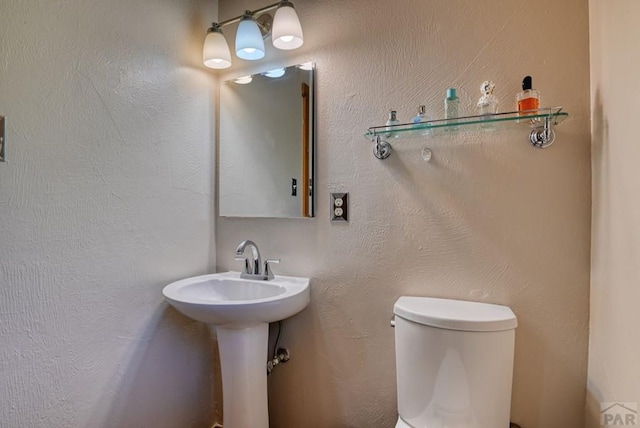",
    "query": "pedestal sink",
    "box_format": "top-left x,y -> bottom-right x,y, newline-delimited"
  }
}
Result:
162,271 -> 310,428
